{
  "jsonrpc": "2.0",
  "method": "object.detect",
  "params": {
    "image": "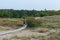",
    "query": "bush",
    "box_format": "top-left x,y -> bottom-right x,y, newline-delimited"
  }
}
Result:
26,17 -> 42,28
